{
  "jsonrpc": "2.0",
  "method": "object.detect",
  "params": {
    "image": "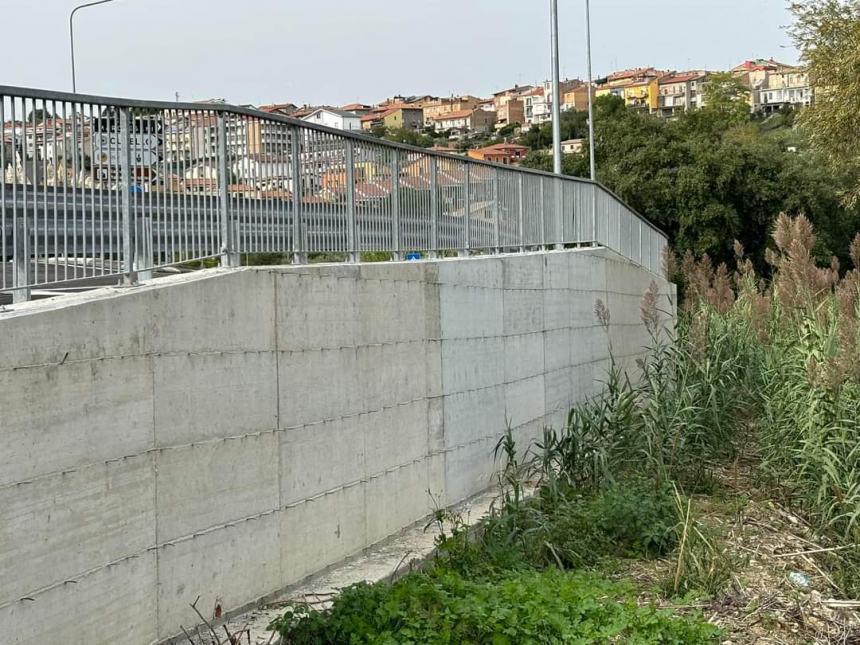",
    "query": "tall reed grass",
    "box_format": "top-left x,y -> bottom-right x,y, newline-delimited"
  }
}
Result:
677,214 -> 860,590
